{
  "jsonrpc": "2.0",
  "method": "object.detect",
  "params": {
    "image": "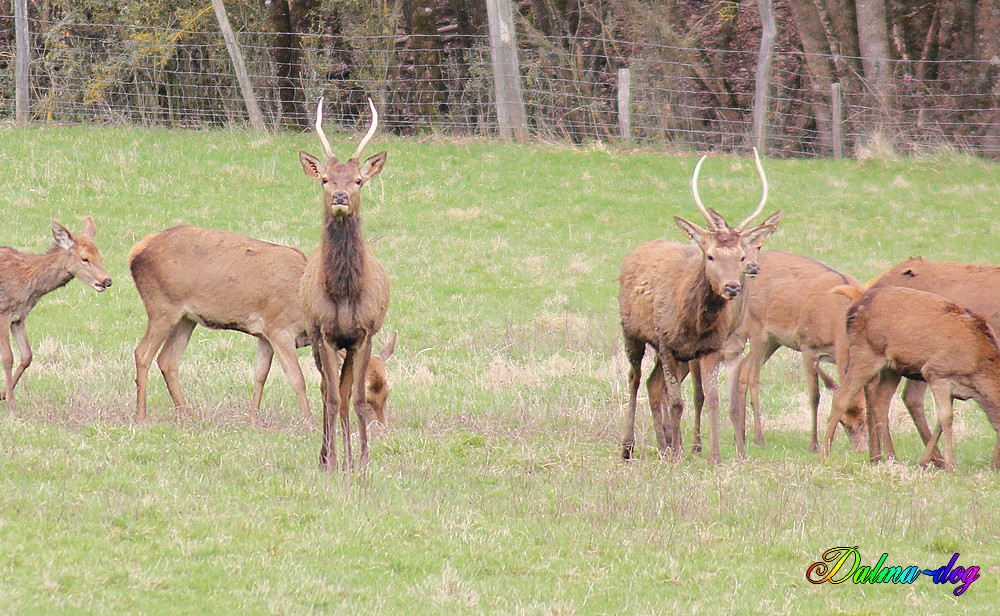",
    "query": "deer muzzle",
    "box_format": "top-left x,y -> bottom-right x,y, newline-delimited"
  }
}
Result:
723,282 -> 742,299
